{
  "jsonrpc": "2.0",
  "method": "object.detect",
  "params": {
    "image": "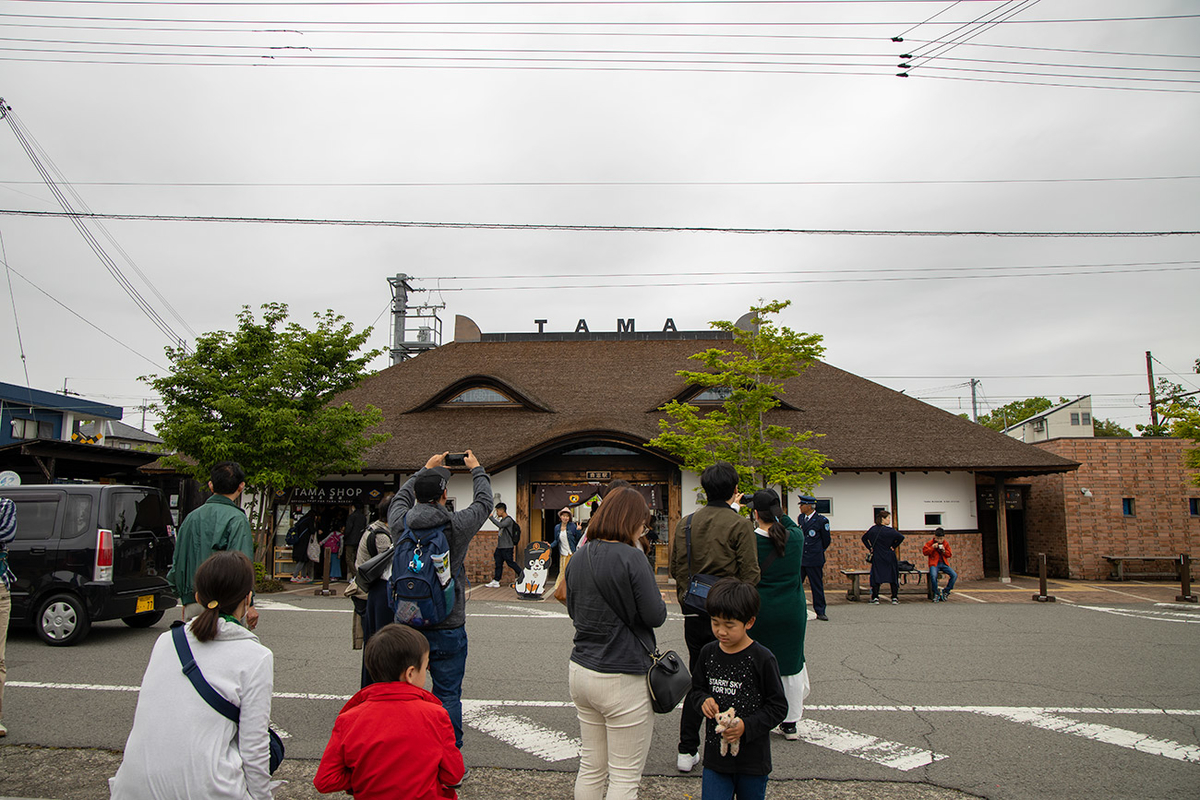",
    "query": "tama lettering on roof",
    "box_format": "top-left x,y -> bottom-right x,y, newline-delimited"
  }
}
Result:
532,318 -> 677,333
